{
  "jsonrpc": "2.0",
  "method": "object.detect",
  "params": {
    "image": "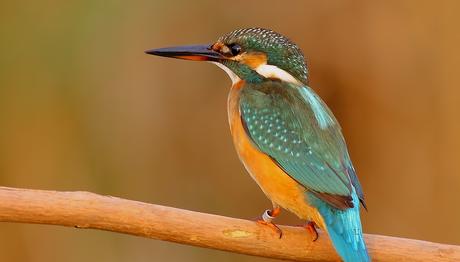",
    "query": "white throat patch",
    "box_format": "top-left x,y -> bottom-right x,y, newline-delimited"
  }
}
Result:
255,64 -> 301,85
211,62 -> 300,86
211,62 -> 241,85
